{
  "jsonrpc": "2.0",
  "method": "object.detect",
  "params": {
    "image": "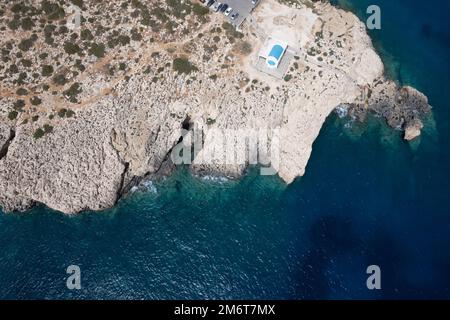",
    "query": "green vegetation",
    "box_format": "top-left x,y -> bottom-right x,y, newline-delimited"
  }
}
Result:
222,22 -> 244,42
64,41 -> 81,55
43,124 -> 53,133
21,59 -> 32,68
58,108 -> 68,118
173,57 -> 198,75
41,1 -> 65,21
58,108 -> 75,118
30,96 -> 42,105
80,29 -> 94,41
16,88 -> 28,96
8,111 -> 18,120
70,0 -> 84,8
32,124 -> 54,139
192,4 -> 209,16
21,17 -> 35,30
18,36 -> 37,51
119,62 -> 127,71
235,41 -> 252,55
13,100 -> 25,111
66,109 -> 75,118
131,28 -> 142,41
52,74 -> 67,86
63,83 -> 82,103
33,128 -> 45,139
74,59 -> 85,71
88,42 -> 105,58
42,65 -> 54,77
